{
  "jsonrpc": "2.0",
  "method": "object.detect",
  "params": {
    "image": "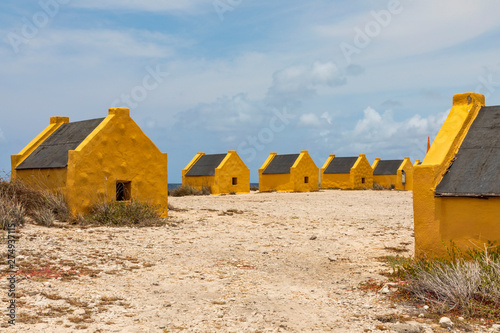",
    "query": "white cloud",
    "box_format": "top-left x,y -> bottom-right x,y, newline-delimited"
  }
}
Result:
346,106 -> 448,157
298,113 -> 322,128
266,61 -> 346,104
174,93 -> 265,134
320,112 -> 332,124
70,0 -> 209,13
